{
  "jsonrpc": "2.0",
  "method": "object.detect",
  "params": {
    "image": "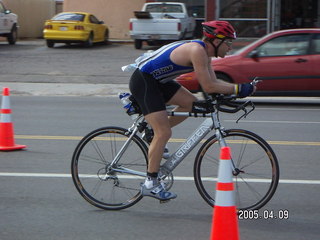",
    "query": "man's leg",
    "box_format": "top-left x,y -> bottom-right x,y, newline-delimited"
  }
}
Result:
140,86 -> 196,201
141,110 -> 177,201
167,86 -> 197,127
145,110 -> 171,173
